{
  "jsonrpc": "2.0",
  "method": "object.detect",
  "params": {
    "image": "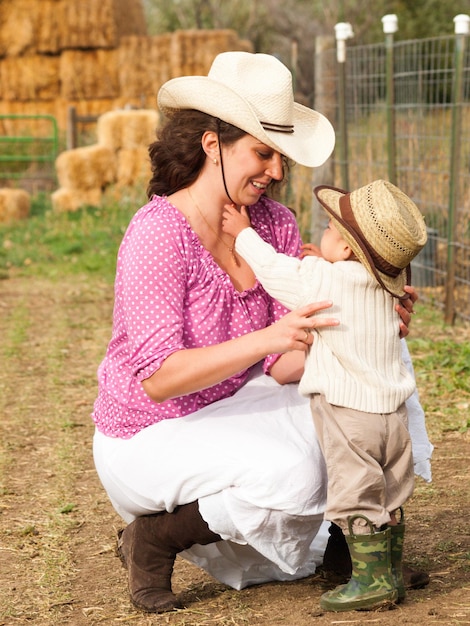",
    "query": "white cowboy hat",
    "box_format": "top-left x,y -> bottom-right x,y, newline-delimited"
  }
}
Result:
314,179 -> 428,298
157,51 -> 335,168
